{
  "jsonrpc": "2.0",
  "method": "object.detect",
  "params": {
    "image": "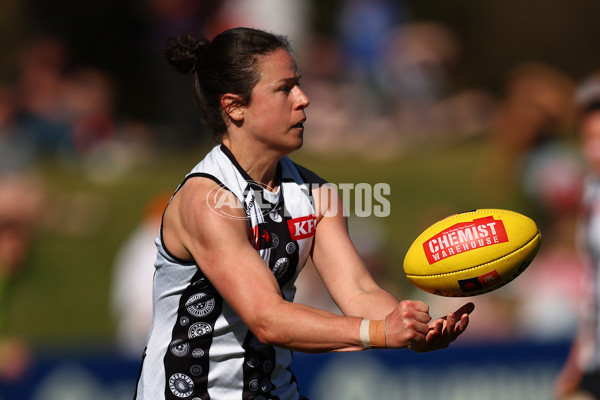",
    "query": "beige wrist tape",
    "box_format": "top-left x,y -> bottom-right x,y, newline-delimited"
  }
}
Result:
360,319 -> 387,349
